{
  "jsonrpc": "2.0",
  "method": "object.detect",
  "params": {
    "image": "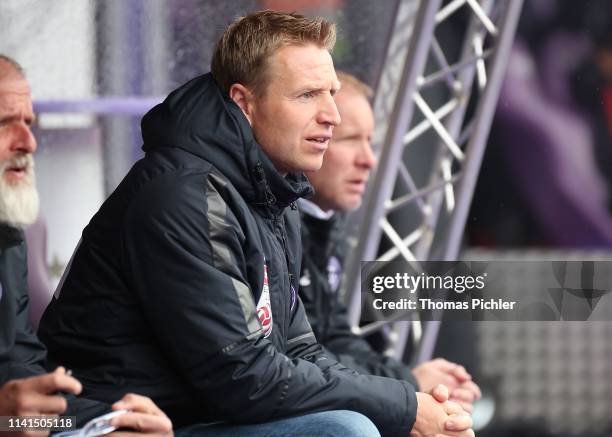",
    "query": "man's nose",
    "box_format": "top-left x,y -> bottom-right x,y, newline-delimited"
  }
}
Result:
12,122 -> 37,154
357,140 -> 377,170
317,95 -> 341,127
